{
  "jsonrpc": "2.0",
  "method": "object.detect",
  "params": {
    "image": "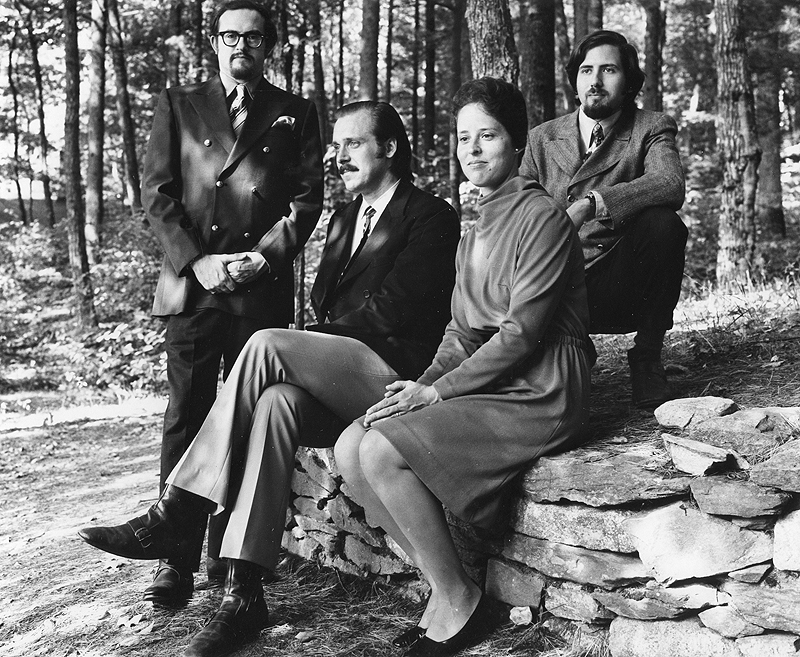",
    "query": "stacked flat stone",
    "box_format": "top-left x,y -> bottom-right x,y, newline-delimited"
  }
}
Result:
485,397 -> 800,657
